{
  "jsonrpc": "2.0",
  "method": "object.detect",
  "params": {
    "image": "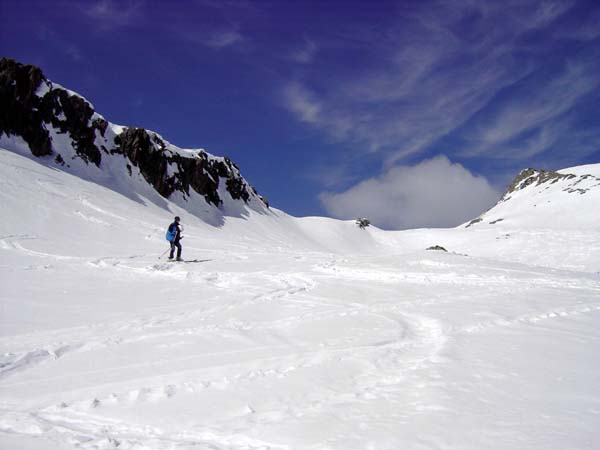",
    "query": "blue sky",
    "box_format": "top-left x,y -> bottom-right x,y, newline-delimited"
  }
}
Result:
2,0 -> 599,229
